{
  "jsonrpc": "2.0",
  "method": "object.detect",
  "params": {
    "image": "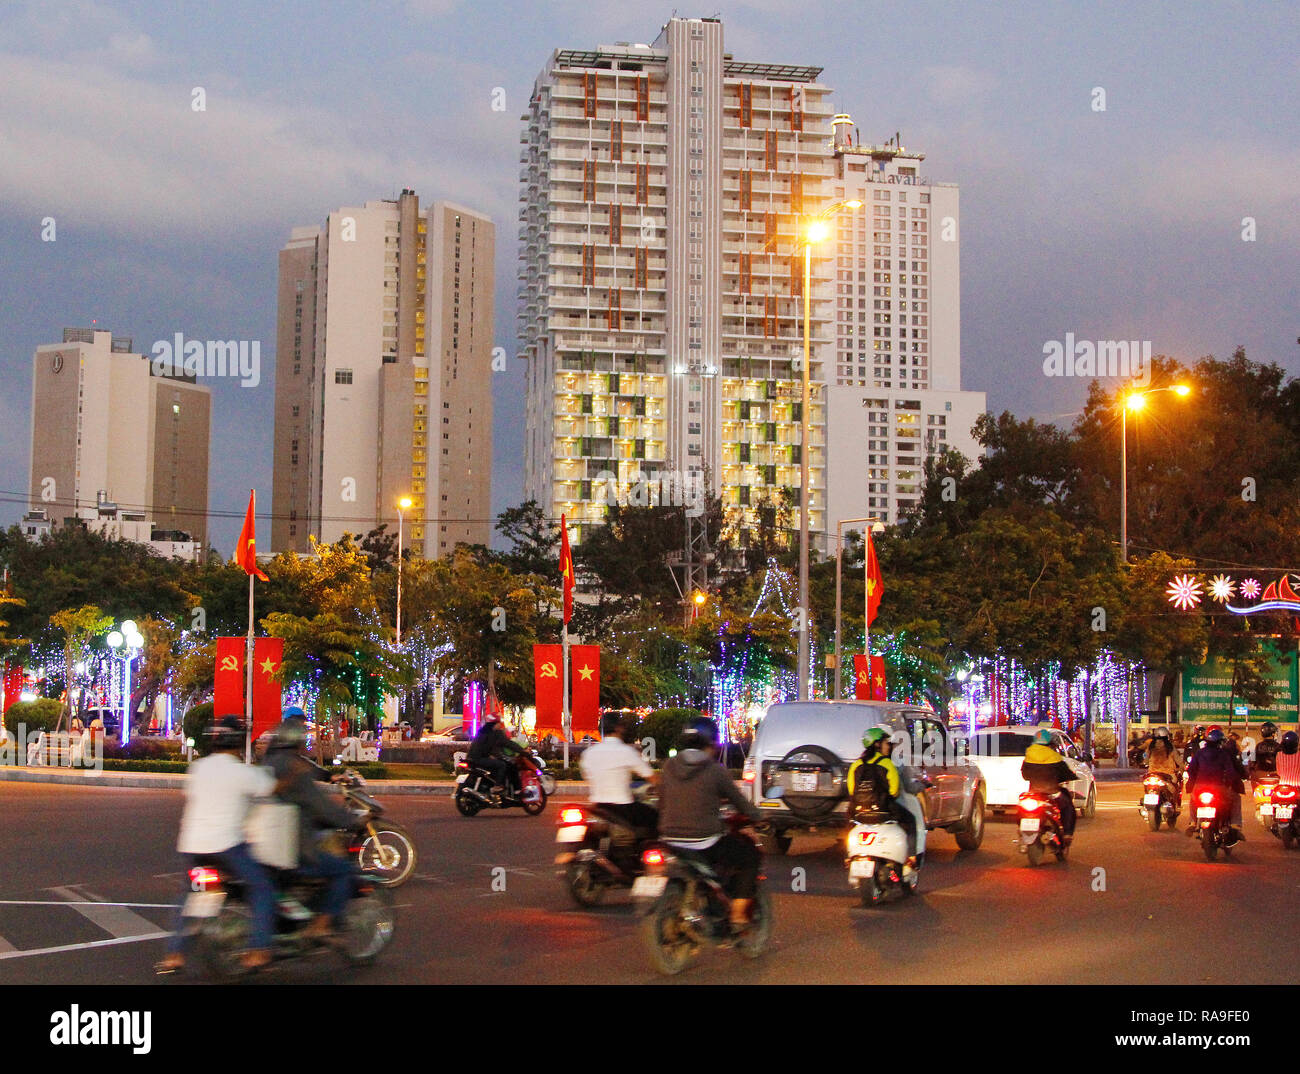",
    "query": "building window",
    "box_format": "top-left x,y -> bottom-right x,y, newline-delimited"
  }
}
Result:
739,82 -> 752,127
765,129 -> 777,171
582,244 -> 596,286
740,170 -> 752,211
739,253 -> 751,294
635,247 -> 647,289
636,75 -> 649,121
763,294 -> 778,338
789,173 -> 802,215
609,203 -> 622,245
635,162 -> 648,204
789,85 -> 803,131
610,119 -> 623,162
607,288 -> 622,330
583,72 -> 597,118
583,159 -> 596,201
334,369 -> 352,385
